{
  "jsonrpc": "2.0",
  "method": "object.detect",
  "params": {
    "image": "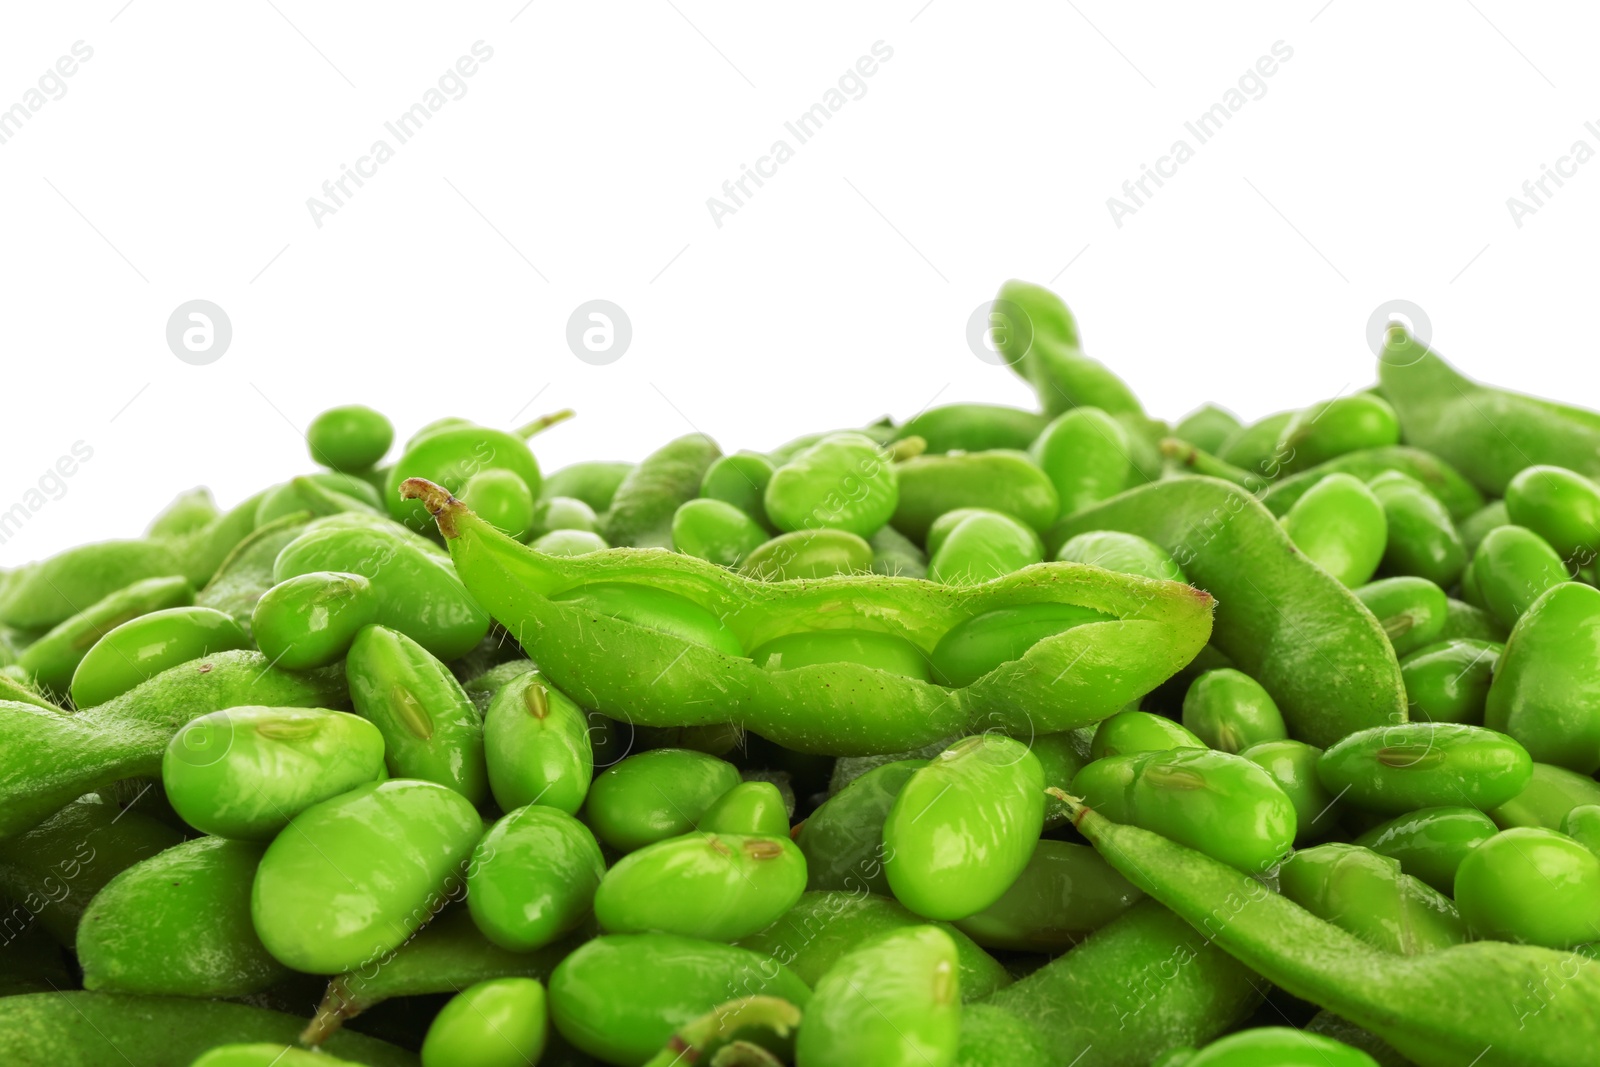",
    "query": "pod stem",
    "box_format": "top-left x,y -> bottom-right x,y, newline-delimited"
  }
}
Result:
301,976 -> 364,1045
398,478 -> 465,540
642,996 -> 802,1067
516,408 -> 576,440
